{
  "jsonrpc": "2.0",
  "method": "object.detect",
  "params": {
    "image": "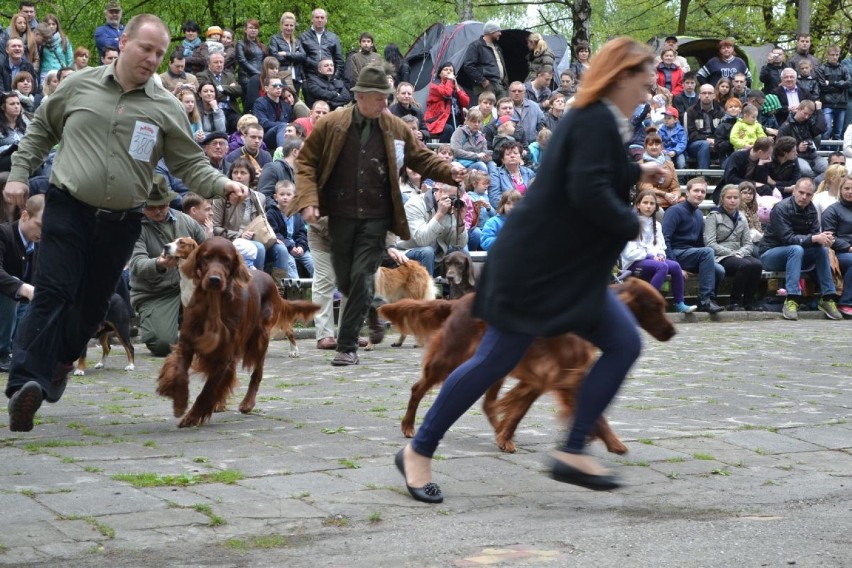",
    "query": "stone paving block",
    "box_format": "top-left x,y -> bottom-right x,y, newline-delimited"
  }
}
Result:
0,520 -> 72,548
0,493 -> 58,523
35,484 -> 166,517
96,508 -> 209,531
783,425 -> 852,450
241,471 -> 368,497
50,518 -> 113,542
720,430 -> 825,454
213,497 -> 328,520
